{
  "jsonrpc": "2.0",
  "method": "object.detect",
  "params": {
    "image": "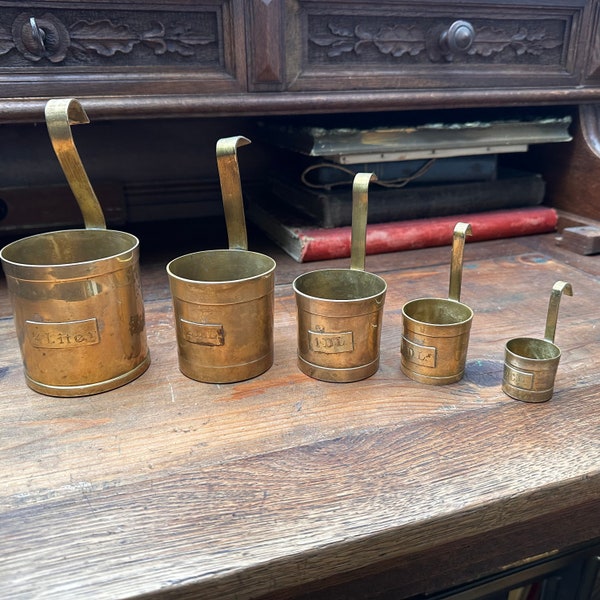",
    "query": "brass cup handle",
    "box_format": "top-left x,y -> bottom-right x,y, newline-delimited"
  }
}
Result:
45,98 -> 107,230
350,172 -> 377,272
216,135 -> 251,251
544,281 -> 573,343
439,20 -> 475,55
448,222 -> 472,303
